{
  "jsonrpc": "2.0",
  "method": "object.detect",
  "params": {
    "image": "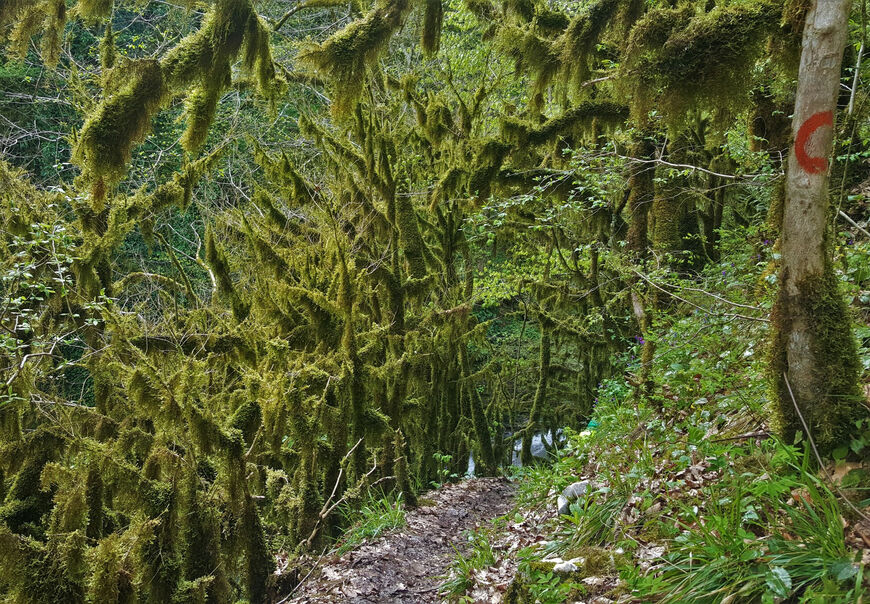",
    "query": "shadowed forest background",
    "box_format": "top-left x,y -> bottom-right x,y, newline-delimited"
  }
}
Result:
1,0 -> 869,602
